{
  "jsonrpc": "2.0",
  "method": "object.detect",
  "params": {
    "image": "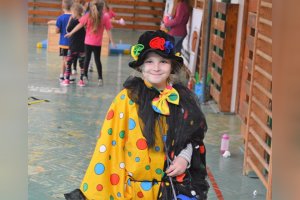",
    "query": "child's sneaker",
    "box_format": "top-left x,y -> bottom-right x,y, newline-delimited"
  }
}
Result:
61,79 -> 70,86
77,80 -> 85,87
59,76 -> 64,82
69,75 -> 76,83
83,76 -> 88,84
98,79 -> 103,86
